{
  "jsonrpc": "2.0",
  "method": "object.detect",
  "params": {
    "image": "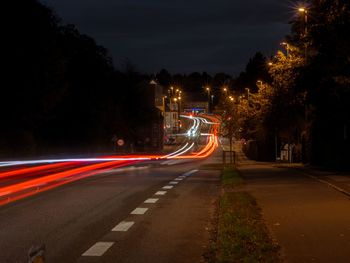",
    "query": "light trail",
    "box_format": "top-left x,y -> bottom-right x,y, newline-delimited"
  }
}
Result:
0,114 -> 221,206
161,143 -> 189,159
0,161 -> 135,206
0,160 -> 135,198
0,157 -> 151,168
